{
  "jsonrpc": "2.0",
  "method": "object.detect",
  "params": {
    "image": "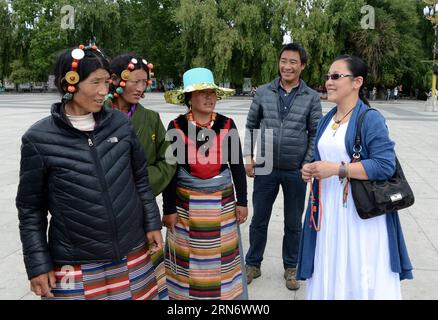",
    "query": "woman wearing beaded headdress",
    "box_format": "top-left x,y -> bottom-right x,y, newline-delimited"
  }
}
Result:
105,54 -> 176,299
16,44 -> 167,300
105,54 -> 176,197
